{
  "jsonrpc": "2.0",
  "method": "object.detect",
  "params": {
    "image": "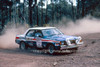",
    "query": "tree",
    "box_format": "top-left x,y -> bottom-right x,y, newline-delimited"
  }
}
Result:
69,0 -> 75,21
29,0 -> 37,27
76,0 -> 100,18
38,0 -> 45,26
0,0 -> 13,31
